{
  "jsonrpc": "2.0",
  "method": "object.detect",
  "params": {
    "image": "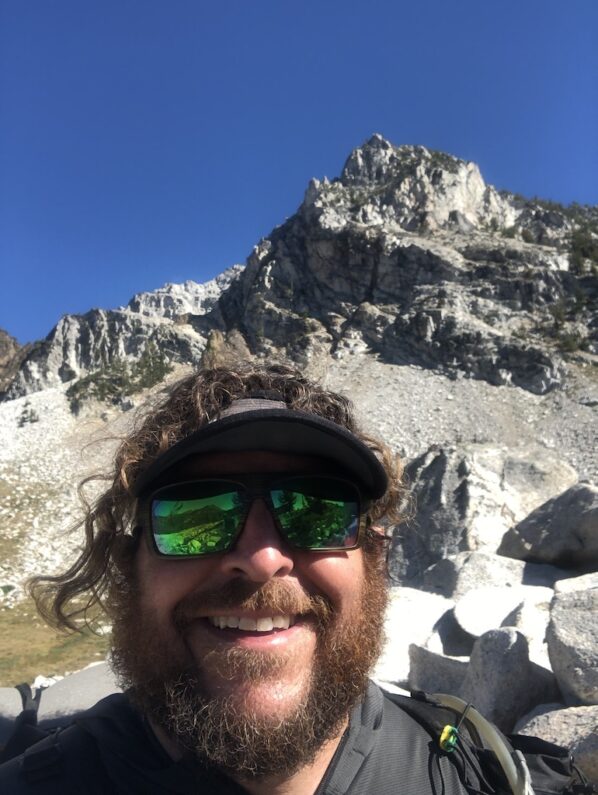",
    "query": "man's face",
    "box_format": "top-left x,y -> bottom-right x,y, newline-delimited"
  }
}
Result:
111,451 -> 388,777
